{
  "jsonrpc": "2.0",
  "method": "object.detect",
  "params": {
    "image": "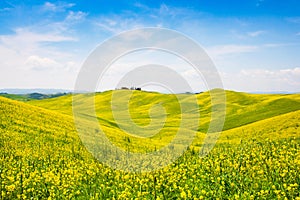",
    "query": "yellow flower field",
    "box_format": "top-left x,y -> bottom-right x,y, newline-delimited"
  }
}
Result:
1,91 -> 299,199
